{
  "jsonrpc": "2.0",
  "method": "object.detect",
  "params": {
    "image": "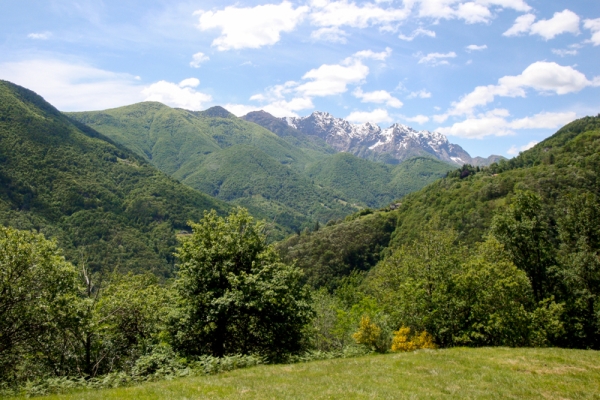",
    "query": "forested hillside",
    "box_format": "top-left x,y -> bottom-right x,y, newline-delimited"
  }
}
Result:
0,80 -> 228,276
281,114 -> 600,349
285,115 -> 600,284
68,104 -> 452,236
